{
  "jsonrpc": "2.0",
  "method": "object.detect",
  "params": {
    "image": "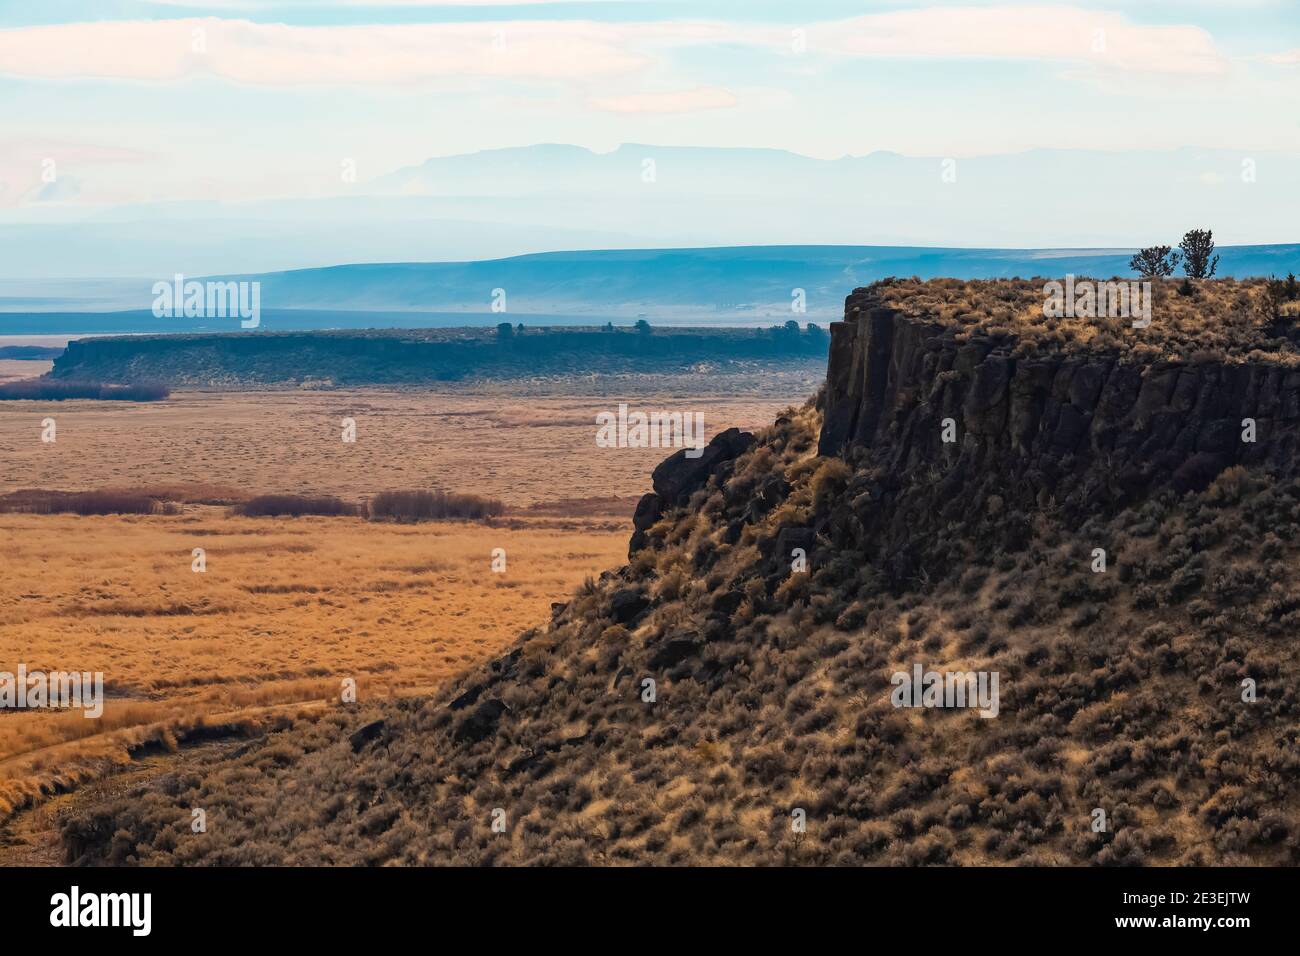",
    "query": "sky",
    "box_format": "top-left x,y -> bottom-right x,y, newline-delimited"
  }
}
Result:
0,0 -> 1297,244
